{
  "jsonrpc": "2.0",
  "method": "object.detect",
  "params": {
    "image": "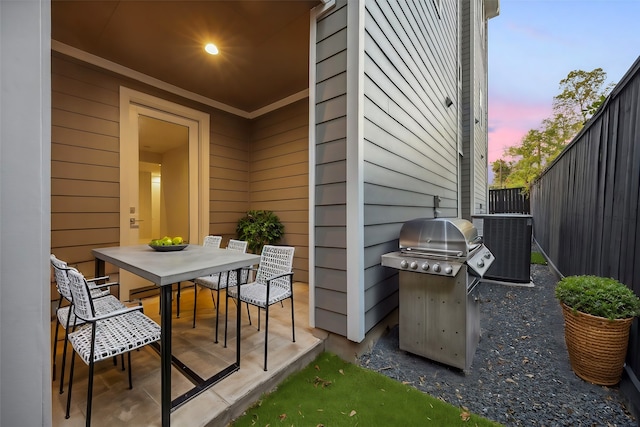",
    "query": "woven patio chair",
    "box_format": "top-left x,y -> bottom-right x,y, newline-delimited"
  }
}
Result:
226,245 -> 295,371
203,235 -> 223,248
192,239 -> 249,343
50,254 -> 124,394
64,268 -> 161,427
174,235 -> 222,318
